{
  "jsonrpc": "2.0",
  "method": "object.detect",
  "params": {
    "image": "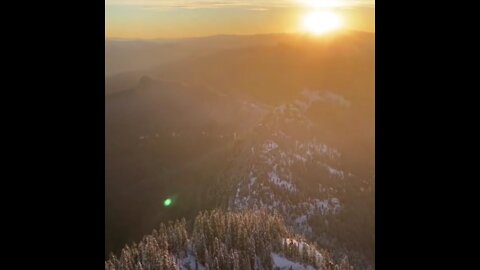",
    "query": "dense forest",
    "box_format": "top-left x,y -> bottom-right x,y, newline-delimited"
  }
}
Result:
106,210 -> 353,270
